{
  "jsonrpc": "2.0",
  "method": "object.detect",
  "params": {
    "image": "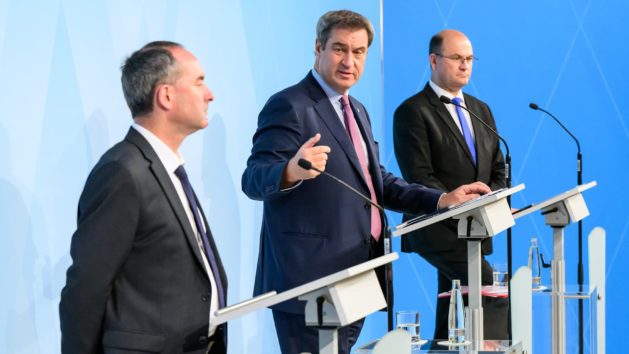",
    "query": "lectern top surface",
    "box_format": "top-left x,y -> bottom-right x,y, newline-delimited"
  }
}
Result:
392,184 -> 525,237
512,181 -> 597,219
212,252 -> 398,325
